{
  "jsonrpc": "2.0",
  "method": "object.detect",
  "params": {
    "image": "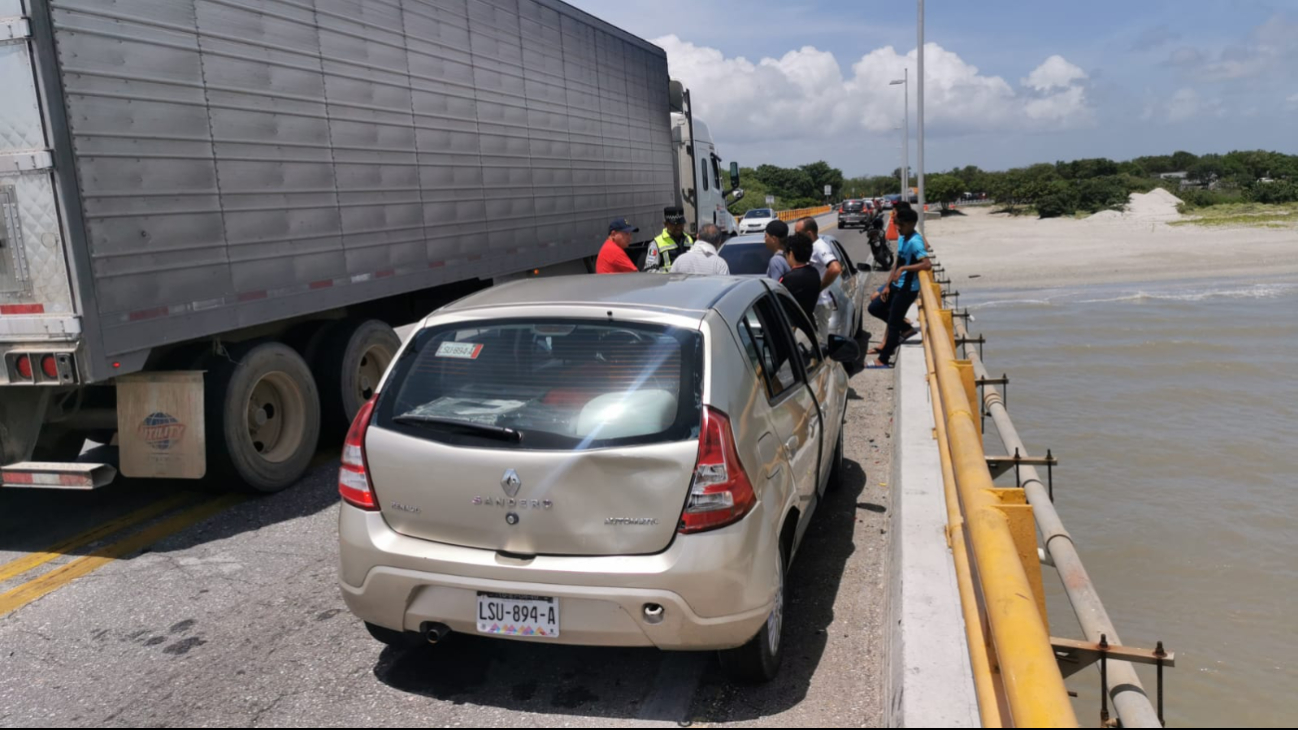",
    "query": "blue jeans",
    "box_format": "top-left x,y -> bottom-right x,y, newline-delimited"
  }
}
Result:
876,286 -> 919,365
